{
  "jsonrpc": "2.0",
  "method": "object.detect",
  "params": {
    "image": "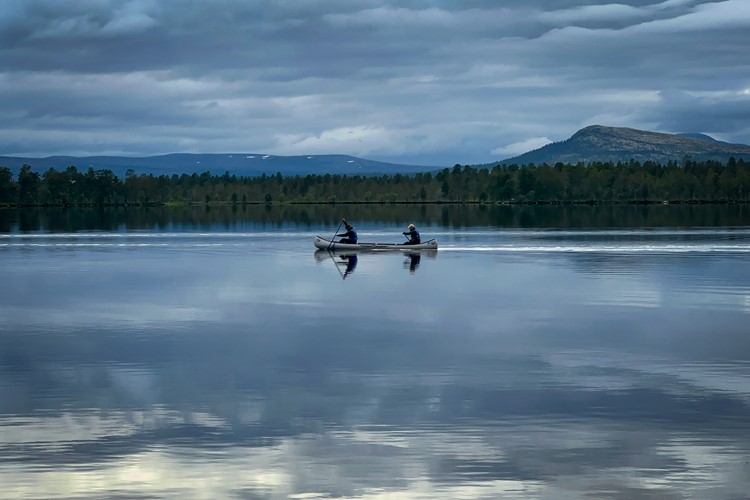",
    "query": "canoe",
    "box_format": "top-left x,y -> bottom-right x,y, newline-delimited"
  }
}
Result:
314,236 -> 438,251
314,248 -> 438,263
